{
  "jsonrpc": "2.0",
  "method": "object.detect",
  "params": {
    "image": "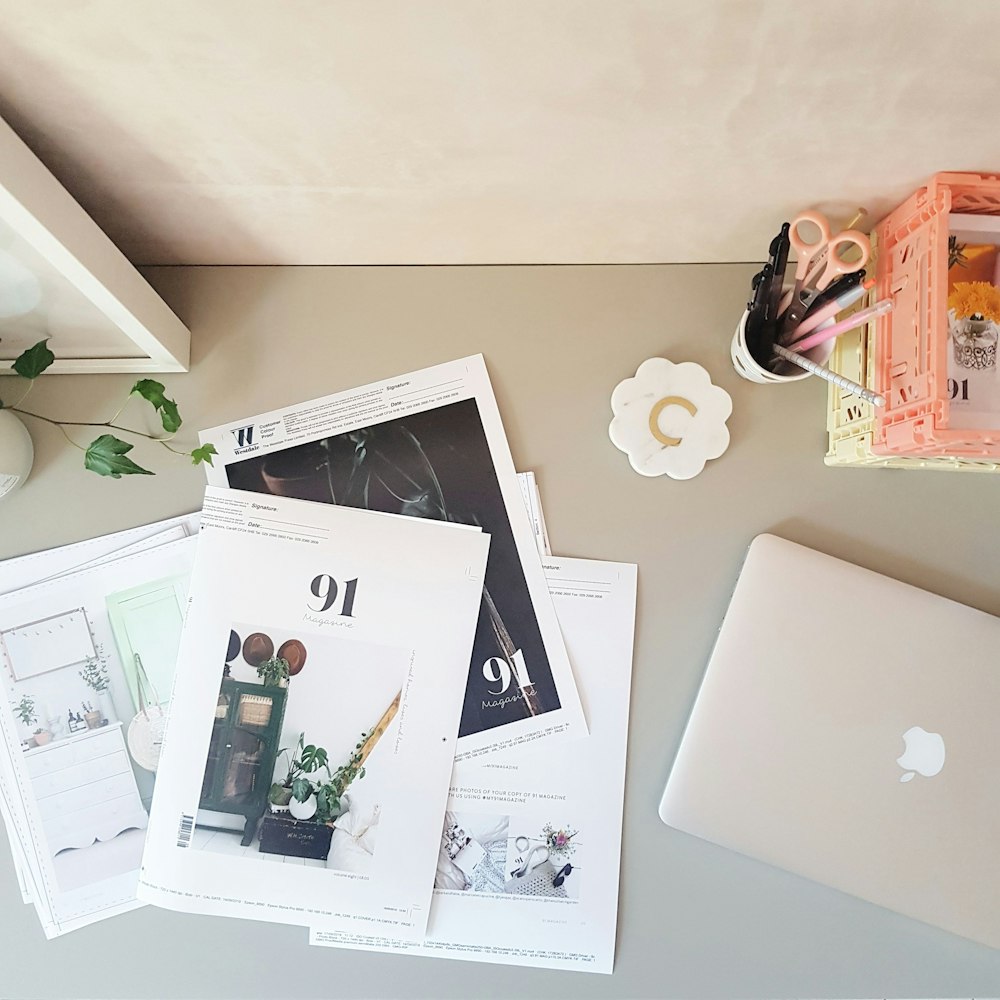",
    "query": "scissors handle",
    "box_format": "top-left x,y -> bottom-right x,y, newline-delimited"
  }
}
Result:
789,211 -> 833,282
805,228 -> 871,291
